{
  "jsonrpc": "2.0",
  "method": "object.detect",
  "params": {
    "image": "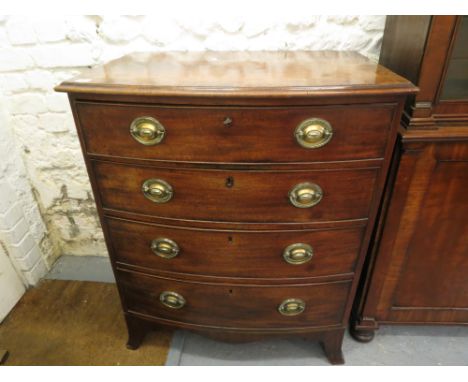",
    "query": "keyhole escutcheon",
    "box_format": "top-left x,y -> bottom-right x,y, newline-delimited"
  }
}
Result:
226,176 -> 234,188
223,117 -> 233,127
